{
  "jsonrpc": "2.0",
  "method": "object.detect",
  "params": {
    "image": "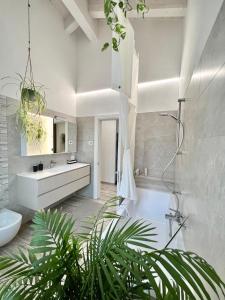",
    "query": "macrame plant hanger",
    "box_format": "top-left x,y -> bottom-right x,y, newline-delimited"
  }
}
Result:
23,0 -> 35,91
